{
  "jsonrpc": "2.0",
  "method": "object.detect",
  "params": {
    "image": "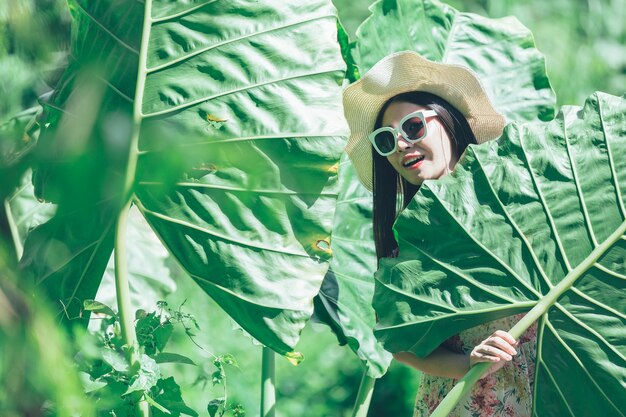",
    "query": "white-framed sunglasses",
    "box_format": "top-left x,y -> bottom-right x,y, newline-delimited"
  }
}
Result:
368,110 -> 438,156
